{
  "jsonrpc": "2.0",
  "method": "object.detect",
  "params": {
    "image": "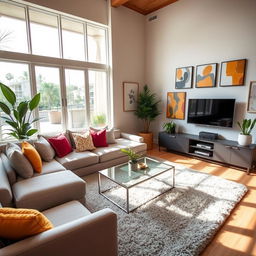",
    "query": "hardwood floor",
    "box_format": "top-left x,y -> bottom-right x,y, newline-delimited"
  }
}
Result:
147,145 -> 256,256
